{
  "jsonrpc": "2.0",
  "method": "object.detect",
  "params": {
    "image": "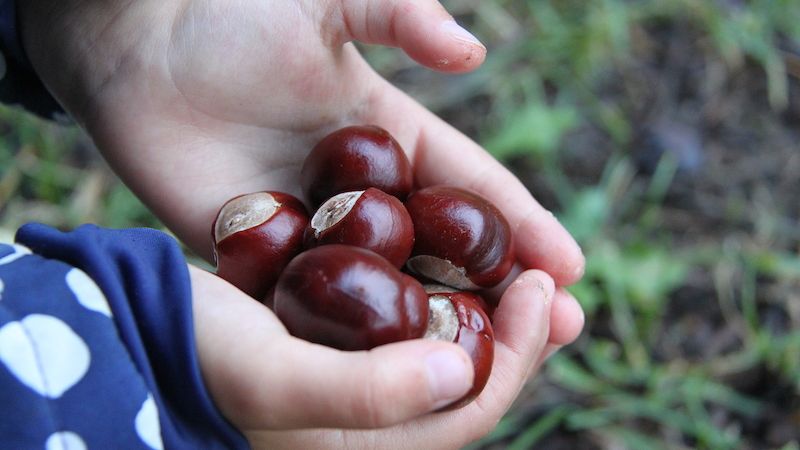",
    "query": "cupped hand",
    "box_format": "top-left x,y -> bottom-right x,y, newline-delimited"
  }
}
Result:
21,2 -> 586,443
191,265 -> 562,449
20,0 -> 583,283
